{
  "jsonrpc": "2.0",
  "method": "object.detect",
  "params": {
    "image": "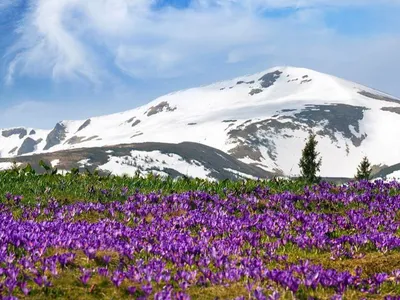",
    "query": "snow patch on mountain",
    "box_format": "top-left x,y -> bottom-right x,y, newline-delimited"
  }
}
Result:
223,168 -> 258,180
51,159 -> 60,167
98,150 -> 212,179
0,162 -> 21,170
77,159 -> 92,167
384,170 -> 400,181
